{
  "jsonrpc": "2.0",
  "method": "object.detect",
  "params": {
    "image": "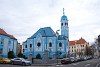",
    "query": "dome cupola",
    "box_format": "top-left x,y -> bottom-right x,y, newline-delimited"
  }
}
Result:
61,8 -> 68,21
